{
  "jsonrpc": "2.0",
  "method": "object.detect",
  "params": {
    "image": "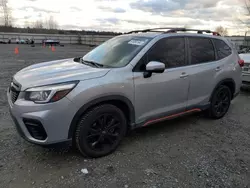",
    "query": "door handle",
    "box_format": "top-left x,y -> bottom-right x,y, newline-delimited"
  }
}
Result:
180,72 -> 189,78
215,67 -> 222,71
